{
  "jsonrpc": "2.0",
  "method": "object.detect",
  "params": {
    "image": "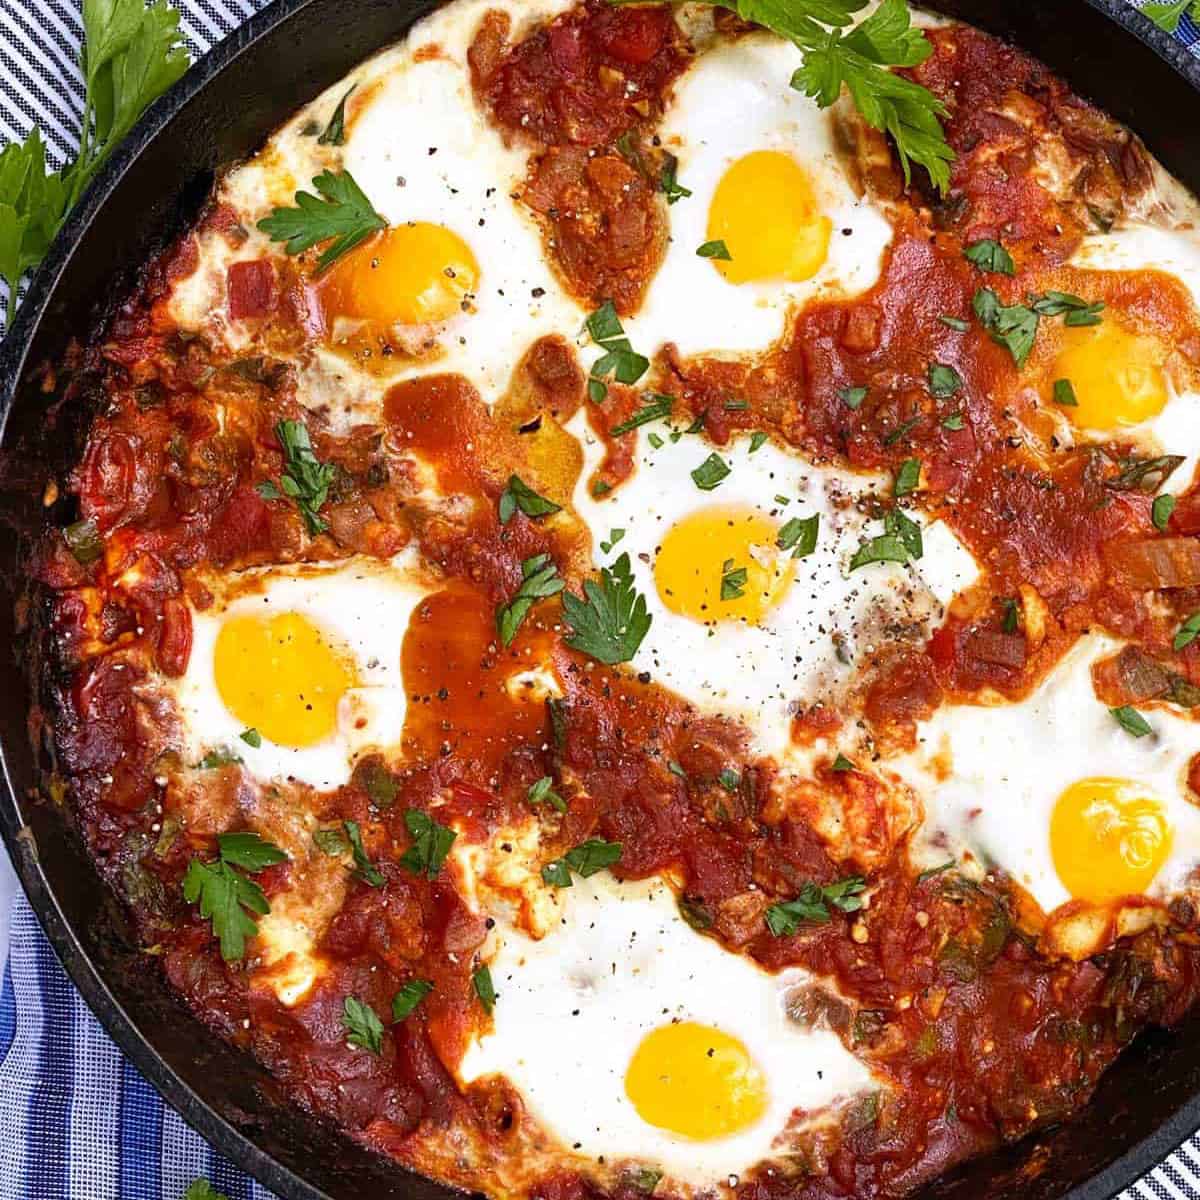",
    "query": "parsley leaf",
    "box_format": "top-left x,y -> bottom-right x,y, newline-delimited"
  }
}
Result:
777,513 -> 820,558
963,238 -> 1015,275
399,809 -> 457,879
499,475 -> 561,525
528,774 -> 568,813
392,979 -> 433,1022
1001,597 -> 1020,634
196,747 -> 241,770
942,412 -> 964,431
1031,290 -> 1105,326
894,457 -> 920,497
239,727 -> 262,748
660,153 -> 692,203
563,553 -> 652,664
691,452 -> 731,491
318,84 -> 356,146
182,859 -> 270,963
1153,494 -> 1177,532
697,239 -> 732,260
474,964 -> 497,1013
928,363 -> 962,397
832,753 -> 855,772
1174,612 -> 1200,651
497,553 -> 565,646
973,288 -> 1039,366
840,385 -> 868,409
611,394 -> 674,436
216,831 -> 287,873
258,169 -> 386,272
849,508 -> 922,570
342,996 -> 385,1054
749,431 -> 769,453
258,419 -> 337,536
718,767 -> 741,791
584,301 -> 649,402
765,876 -> 867,936
1053,379 -> 1078,407
939,315 -> 969,332
1110,705 -> 1153,738
1,1 -> 189,326
1143,0 -> 1200,33
541,837 -> 623,887
719,559 -> 748,600
344,819 -> 385,887
1106,454 -> 1185,494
